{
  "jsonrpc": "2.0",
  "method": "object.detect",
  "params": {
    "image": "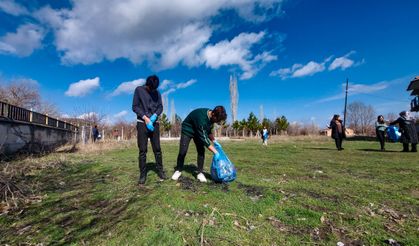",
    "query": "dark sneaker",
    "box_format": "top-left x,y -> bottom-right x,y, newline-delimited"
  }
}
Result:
158,171 -> 167,180
138,174 -> 147,185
